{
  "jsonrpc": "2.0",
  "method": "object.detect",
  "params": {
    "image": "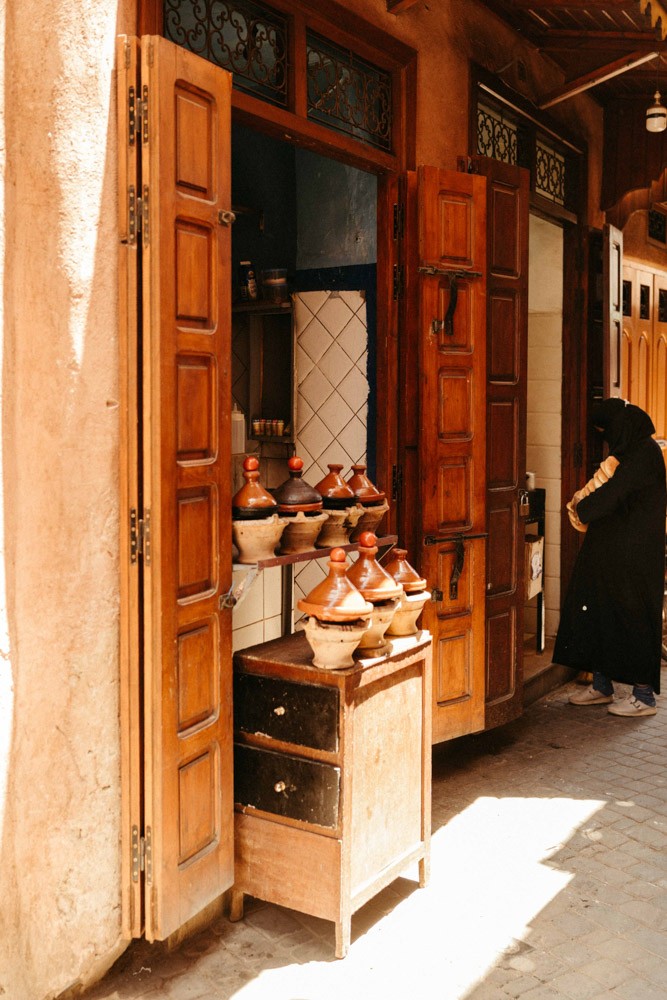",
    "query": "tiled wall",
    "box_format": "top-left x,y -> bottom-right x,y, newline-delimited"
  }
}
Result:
526,215 -> 563,638
232,288 -> 369,647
